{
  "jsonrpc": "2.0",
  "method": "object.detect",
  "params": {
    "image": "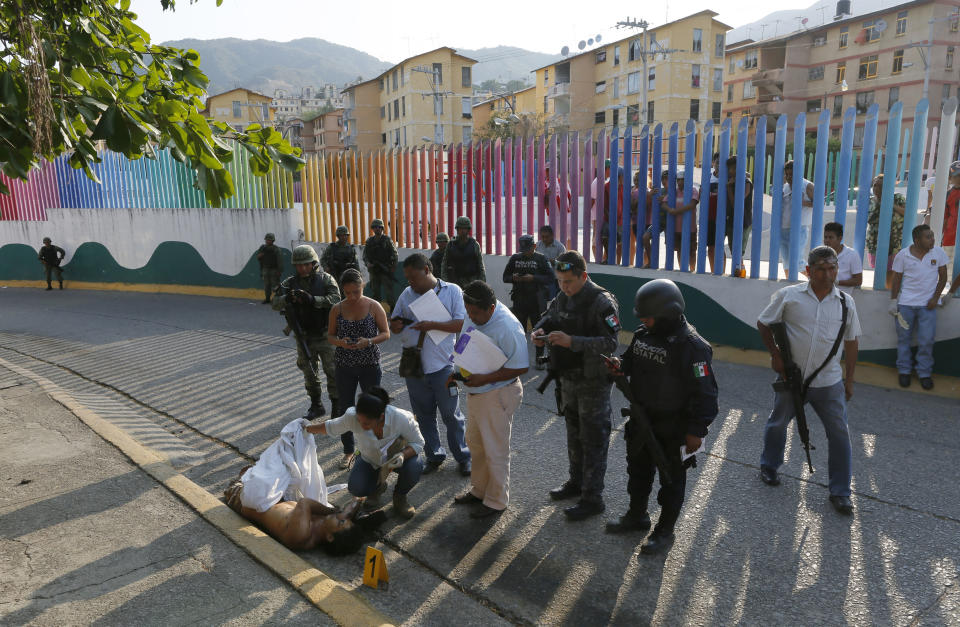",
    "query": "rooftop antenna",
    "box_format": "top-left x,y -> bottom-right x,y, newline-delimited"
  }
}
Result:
816,5 -> 827,25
